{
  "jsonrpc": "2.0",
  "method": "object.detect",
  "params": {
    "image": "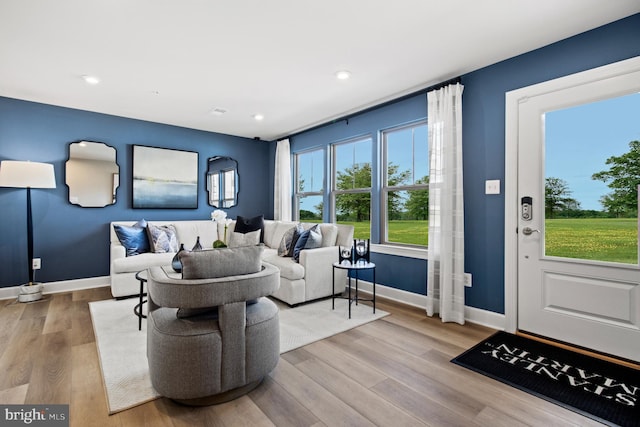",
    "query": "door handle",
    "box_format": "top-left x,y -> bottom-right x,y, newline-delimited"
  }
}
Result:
522,227 -> 540,236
